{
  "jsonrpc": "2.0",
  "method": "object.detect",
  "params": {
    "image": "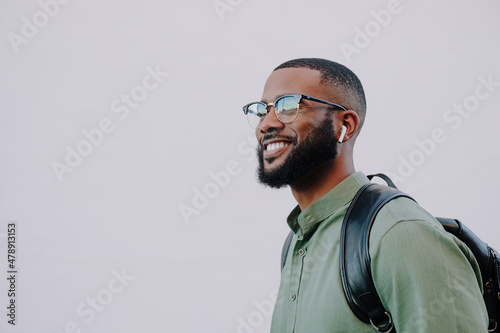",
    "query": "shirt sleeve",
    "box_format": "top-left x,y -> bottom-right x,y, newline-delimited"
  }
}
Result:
370,218 -> 489,333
